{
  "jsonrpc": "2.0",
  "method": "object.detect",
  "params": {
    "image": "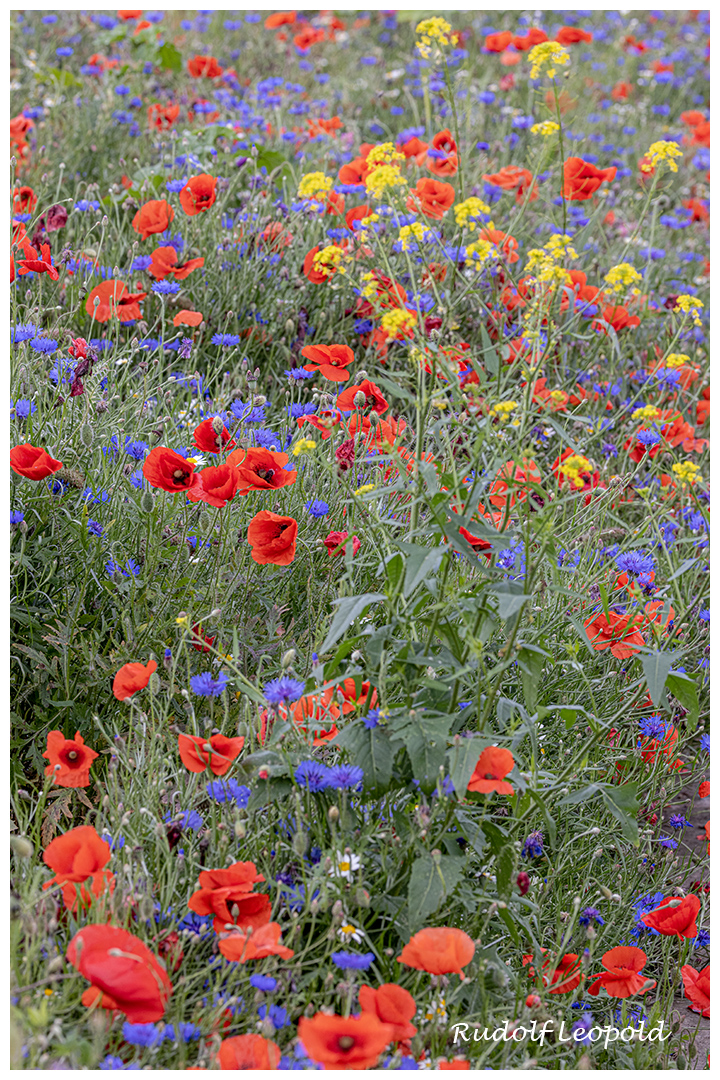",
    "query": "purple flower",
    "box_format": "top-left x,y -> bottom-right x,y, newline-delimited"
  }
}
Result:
326,764 -> 364,791
294,761 -> 331,793
264,676 -> 305,706
331,951 -> 374,970
189,671 -> 229,697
